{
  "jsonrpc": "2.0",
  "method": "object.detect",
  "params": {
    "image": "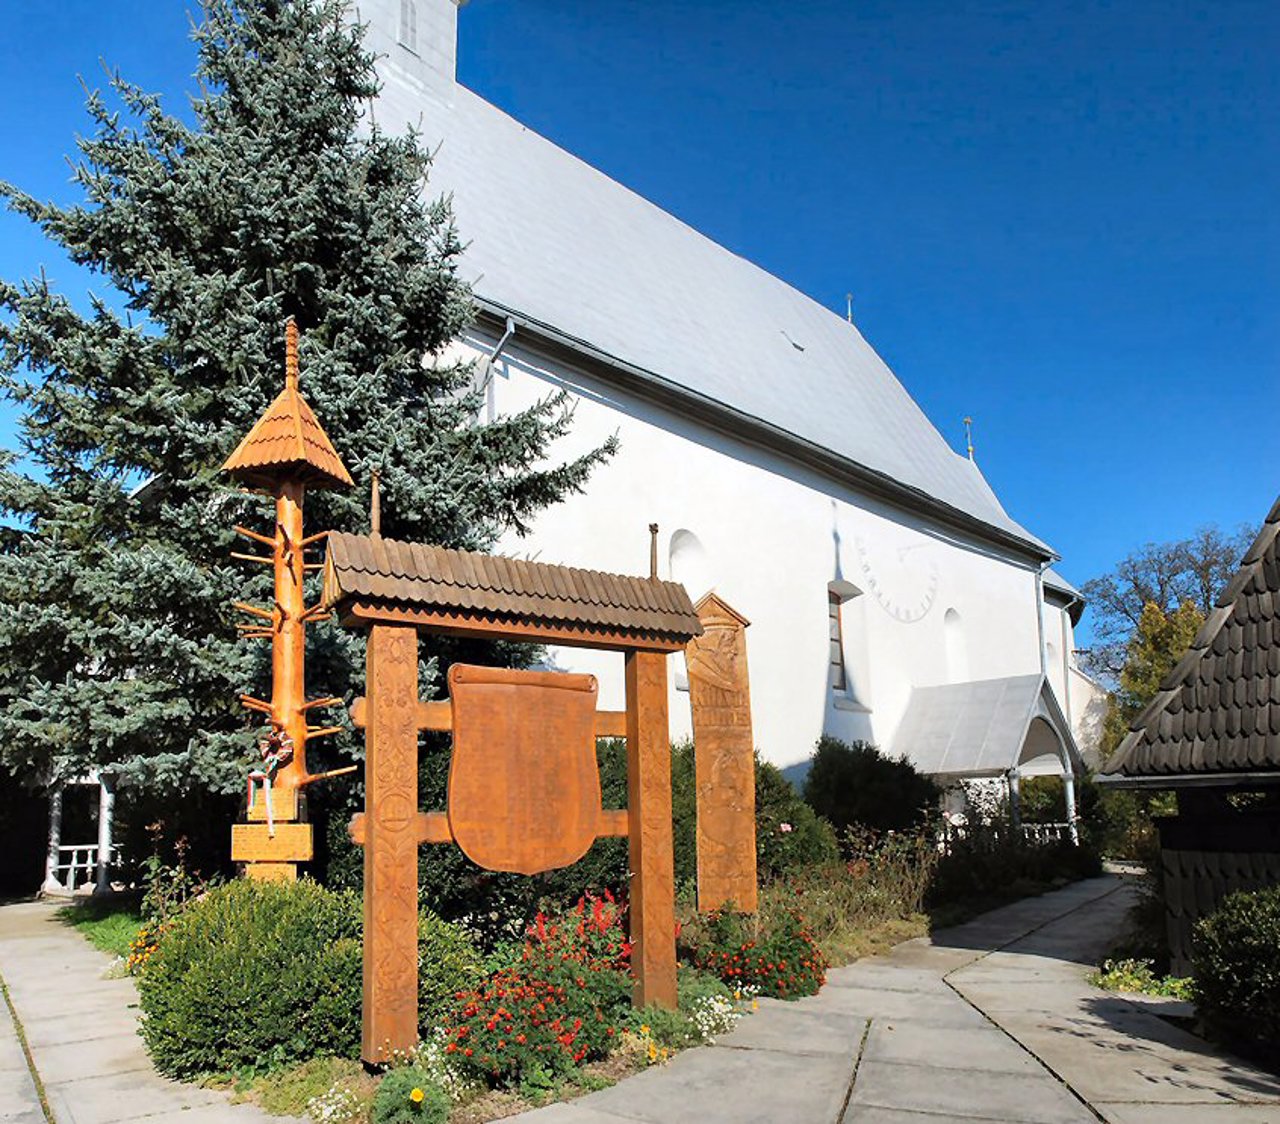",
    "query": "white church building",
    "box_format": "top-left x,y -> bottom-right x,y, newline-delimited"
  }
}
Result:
363,1 -> 1107,808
